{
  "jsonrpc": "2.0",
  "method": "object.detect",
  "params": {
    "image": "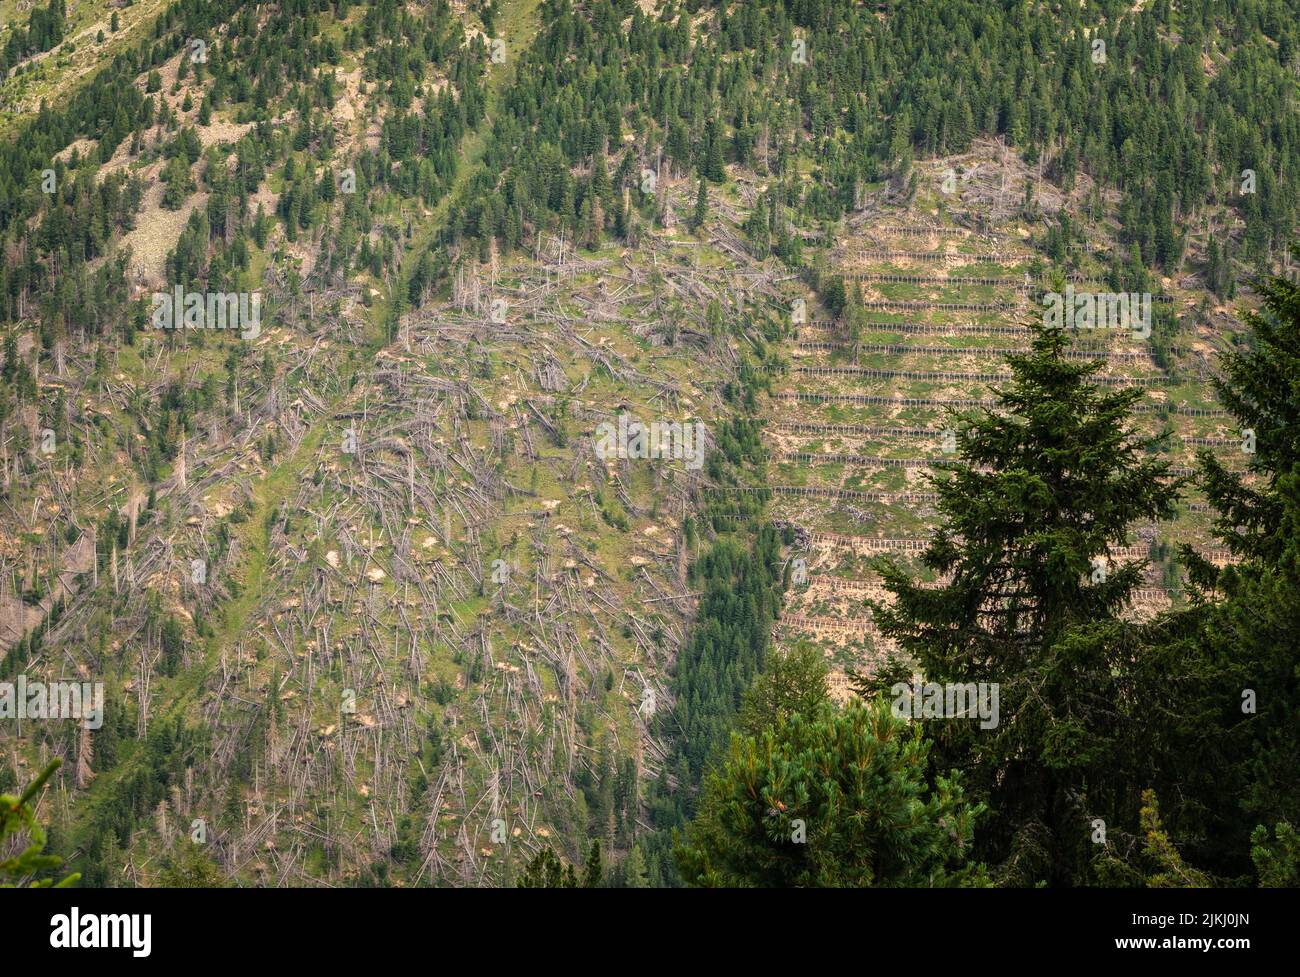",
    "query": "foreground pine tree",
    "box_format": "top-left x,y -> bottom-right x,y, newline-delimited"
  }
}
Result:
869,325 -> 1184,885
1192,250 -> 1300,568
1160,255 -> 1300,880
676,699 -> 986,887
